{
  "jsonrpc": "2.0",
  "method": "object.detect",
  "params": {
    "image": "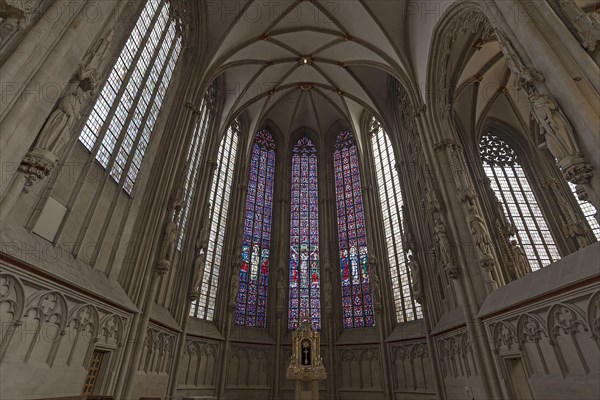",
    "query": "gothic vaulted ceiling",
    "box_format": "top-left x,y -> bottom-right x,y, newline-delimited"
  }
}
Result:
453,37 -> 533,142
200,0 -> 411,138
